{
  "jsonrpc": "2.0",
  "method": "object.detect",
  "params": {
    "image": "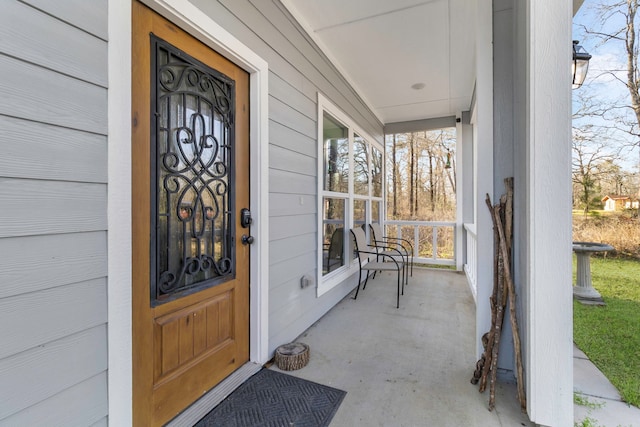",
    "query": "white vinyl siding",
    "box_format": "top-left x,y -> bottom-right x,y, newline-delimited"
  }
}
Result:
0,1 -> 108,425
190,0 -> 384,354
